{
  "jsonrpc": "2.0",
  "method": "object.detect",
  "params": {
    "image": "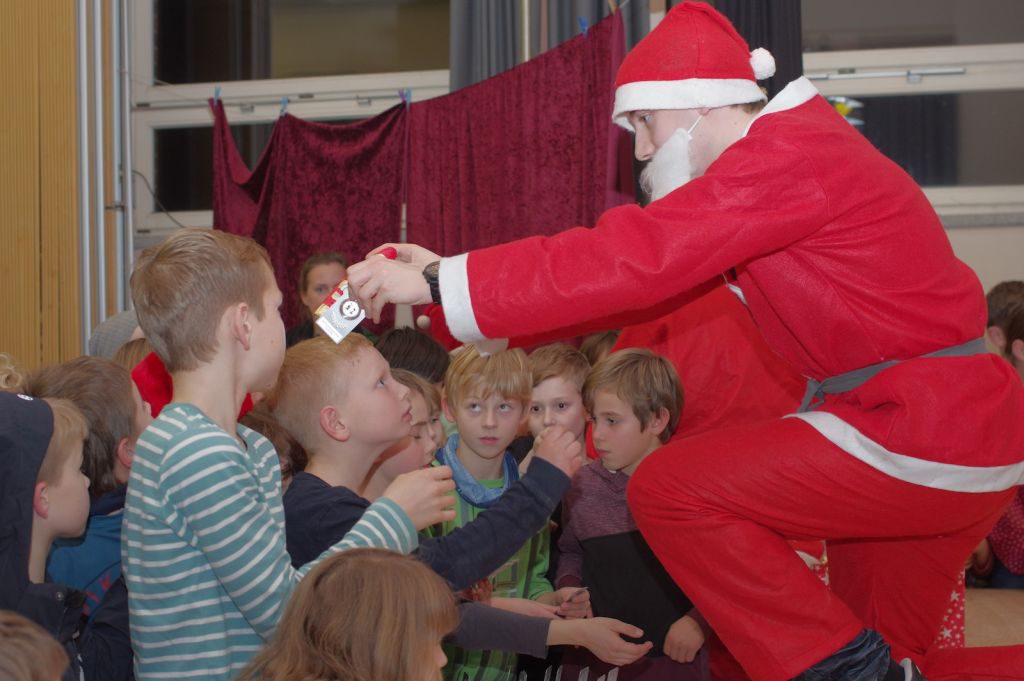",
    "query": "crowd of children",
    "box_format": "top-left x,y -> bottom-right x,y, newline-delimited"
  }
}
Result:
0,226 -> 1020,681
